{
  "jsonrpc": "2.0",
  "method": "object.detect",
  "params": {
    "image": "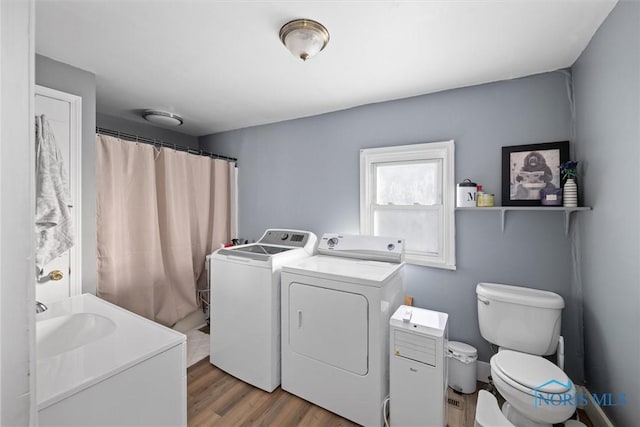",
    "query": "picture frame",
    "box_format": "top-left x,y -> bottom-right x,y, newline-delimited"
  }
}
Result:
501,141 -> 569,206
